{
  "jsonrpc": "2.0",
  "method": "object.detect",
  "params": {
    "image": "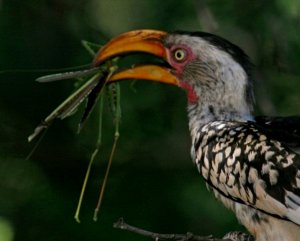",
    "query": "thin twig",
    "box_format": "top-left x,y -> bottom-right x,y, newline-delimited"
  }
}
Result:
113,218 -> 231,241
